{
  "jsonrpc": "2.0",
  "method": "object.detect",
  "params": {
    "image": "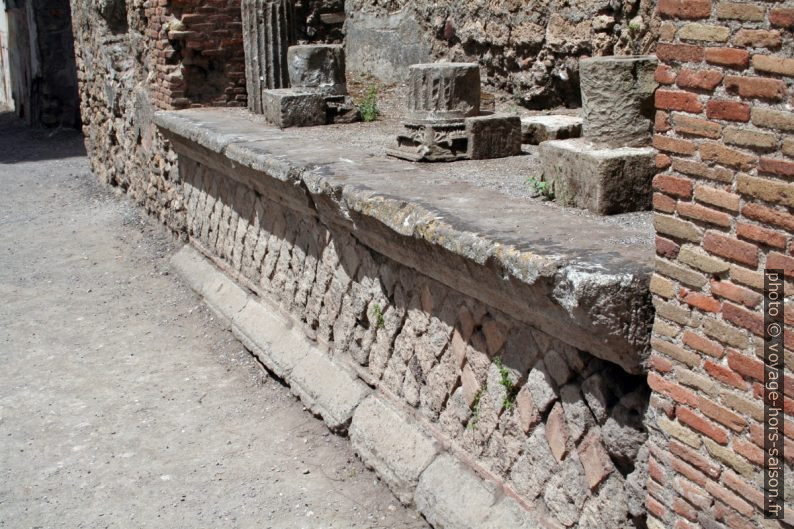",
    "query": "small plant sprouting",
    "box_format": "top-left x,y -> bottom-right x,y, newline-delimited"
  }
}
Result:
468,390 -> 483,429
494,357 -> 518,410
359,85 -> 380,122
373,303 -> 386,330
527,176 -> 554,200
